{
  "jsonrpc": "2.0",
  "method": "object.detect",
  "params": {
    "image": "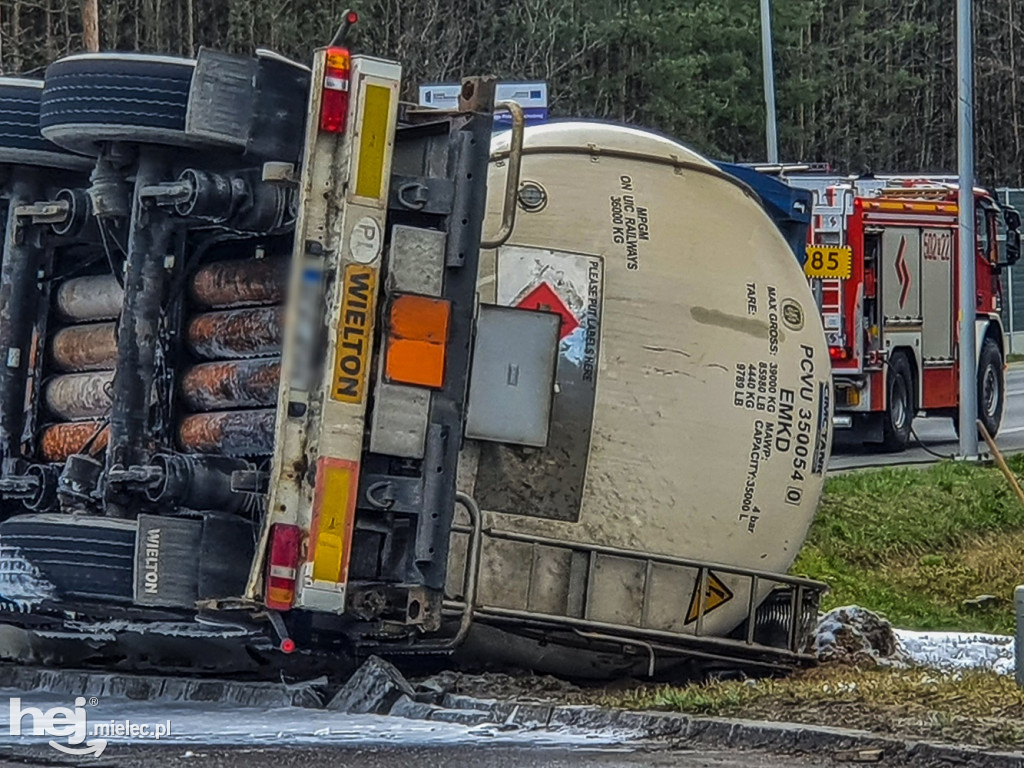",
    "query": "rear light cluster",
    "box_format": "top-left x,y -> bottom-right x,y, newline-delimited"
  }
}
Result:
265,523 -> 302,610
319,46 -> 351,134
828,347 -> 850,361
